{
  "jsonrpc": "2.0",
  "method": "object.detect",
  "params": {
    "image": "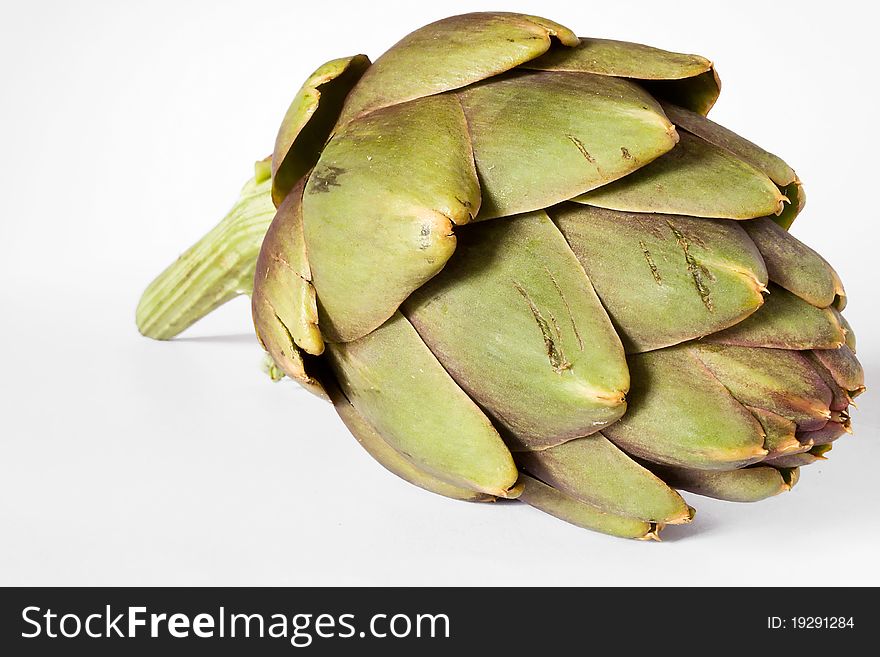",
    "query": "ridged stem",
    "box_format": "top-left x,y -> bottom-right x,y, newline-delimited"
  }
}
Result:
136,161 -> 275,340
